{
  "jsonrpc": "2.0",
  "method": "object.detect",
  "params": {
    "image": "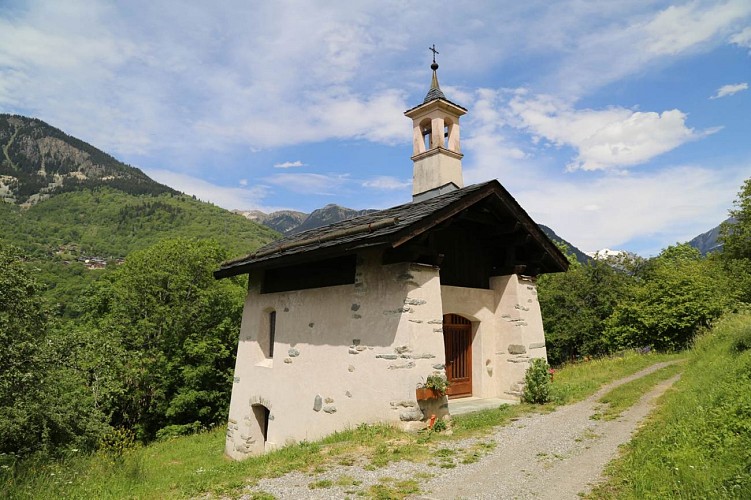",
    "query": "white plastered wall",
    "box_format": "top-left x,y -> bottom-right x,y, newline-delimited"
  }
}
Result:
440,274 -> 548,400
225,249 -> 448,460
492,275 -> 548,398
